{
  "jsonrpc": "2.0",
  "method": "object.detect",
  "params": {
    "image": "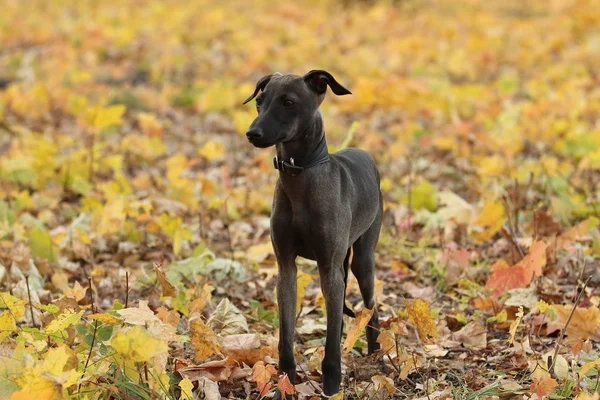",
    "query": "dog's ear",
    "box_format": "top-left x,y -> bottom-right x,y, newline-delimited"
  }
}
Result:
243,73 -> 279,105
303,70 -> 352,96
